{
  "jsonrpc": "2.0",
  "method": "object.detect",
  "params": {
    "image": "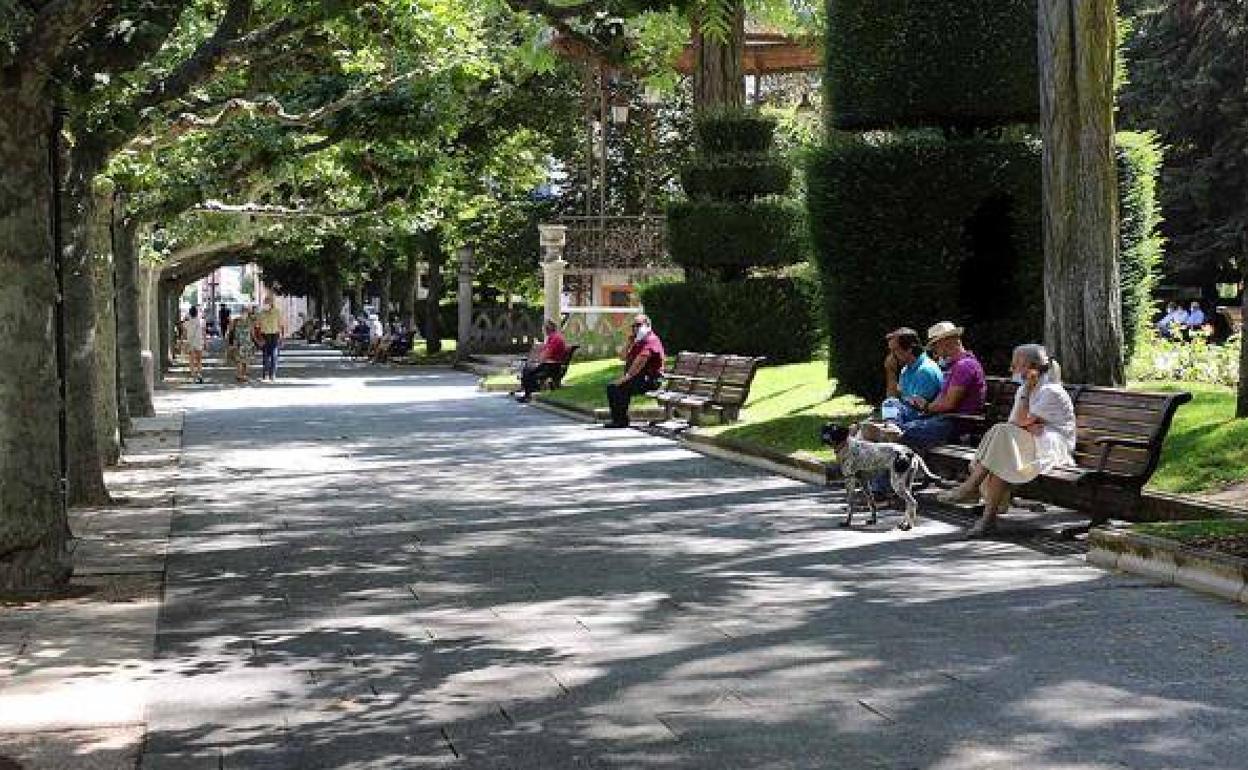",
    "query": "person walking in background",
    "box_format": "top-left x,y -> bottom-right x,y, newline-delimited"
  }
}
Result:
185,306 -> 205,384
256,296 -> 286,382
218,304 -> 231,343
229,307 -> 257,384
